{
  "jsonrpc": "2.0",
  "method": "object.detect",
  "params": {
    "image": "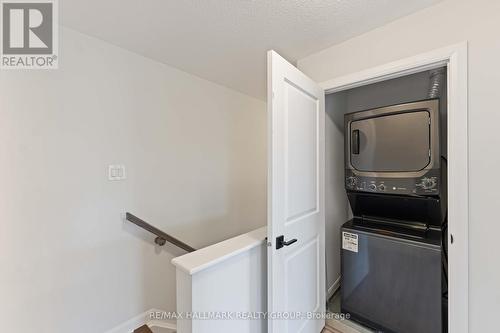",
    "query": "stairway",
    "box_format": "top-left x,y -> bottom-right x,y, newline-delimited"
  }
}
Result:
134,325 -> 153,333
134,324 -> 176,333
